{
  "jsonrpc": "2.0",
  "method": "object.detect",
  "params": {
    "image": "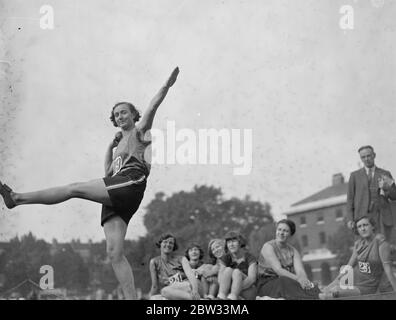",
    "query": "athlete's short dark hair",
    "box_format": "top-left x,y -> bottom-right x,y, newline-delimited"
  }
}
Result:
155,233 -> 178,251
276,219 -> 296,236
354,216 -> 376,235
207,239 -> 225,264
110,102 -> 141,127
224,231 -> 247,250
184,242 -> 204,261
